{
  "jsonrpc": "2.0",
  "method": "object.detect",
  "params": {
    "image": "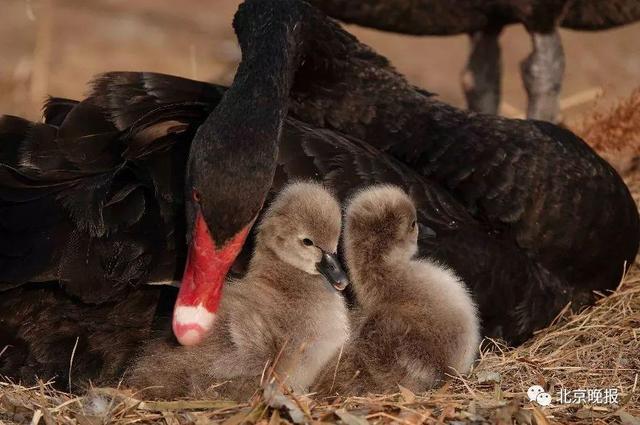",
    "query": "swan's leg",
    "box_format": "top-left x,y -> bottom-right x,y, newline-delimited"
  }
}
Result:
461,30 -> 502,115
521,30 -> 565,122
